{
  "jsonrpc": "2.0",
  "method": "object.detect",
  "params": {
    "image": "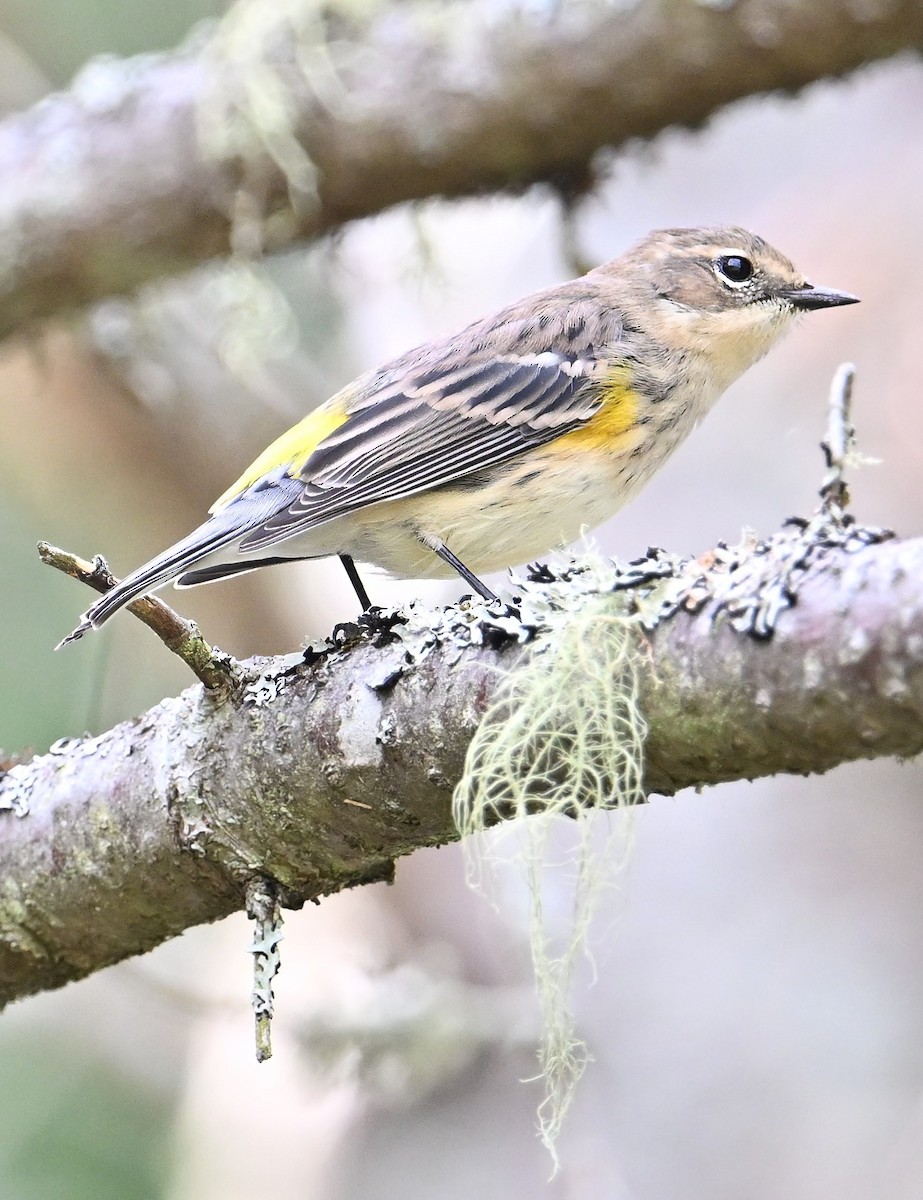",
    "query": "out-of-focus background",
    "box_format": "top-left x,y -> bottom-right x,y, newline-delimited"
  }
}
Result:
2,3 -> 923,1198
